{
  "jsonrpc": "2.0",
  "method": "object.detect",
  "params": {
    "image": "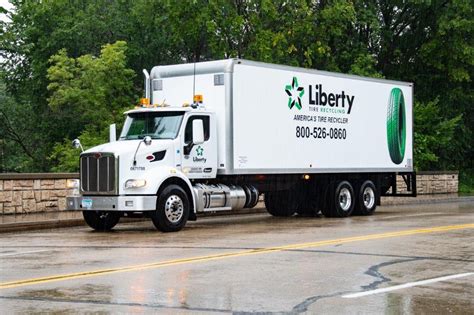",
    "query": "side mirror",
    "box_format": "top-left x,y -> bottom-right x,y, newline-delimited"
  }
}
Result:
72,139 -> 84,152
109,124 -> 117,142
132,136 -> 152,166
143,136 -> 152,146
192,119 -> 204,145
